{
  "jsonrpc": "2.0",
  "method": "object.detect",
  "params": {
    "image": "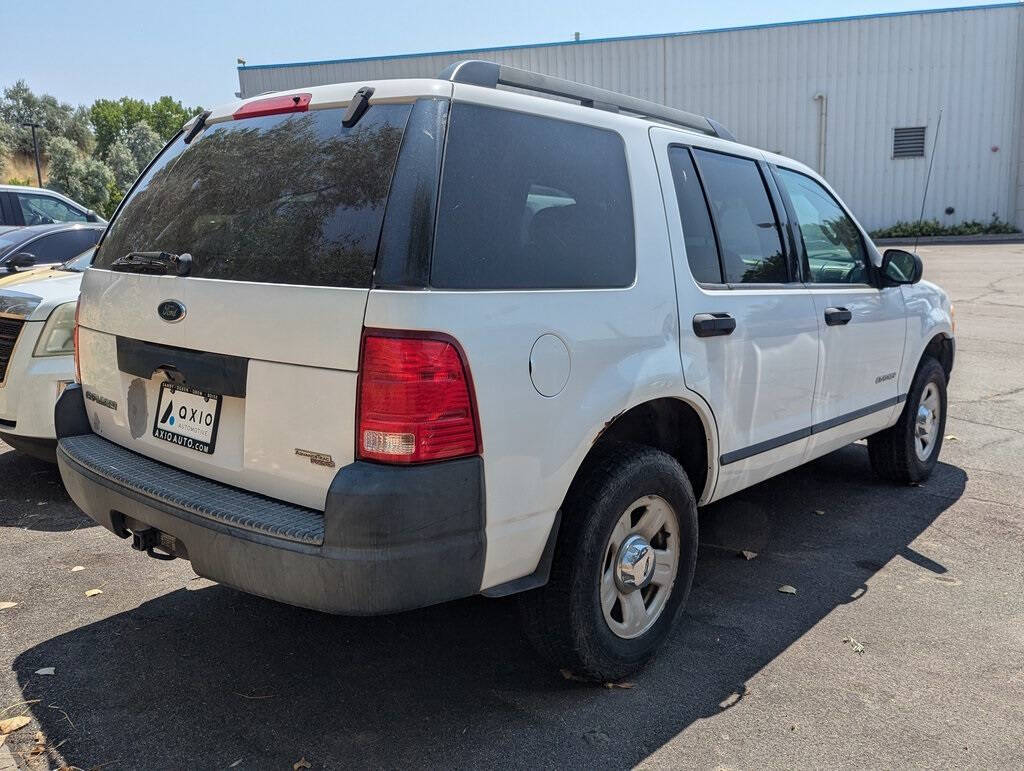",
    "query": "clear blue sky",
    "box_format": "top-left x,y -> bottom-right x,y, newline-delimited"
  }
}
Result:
3,0 -> 1001,109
